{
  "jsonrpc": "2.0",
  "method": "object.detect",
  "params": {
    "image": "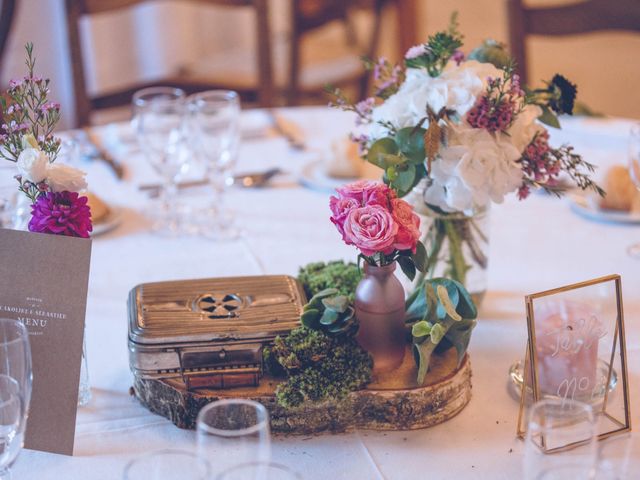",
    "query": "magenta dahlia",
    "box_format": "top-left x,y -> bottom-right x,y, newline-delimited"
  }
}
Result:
28,191 -> 92,238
